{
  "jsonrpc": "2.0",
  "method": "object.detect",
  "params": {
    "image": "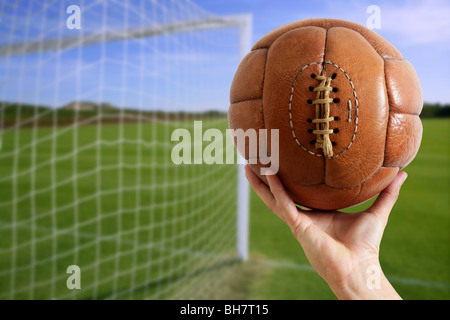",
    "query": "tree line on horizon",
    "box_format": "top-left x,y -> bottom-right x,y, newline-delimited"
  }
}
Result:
0,101 -> 448,124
